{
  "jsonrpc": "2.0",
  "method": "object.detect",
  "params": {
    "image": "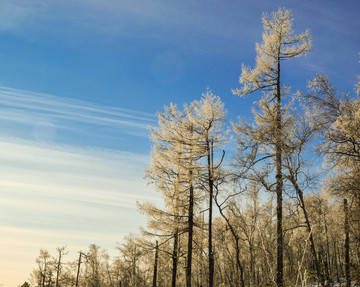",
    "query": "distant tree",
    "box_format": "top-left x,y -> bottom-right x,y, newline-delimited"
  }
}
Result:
53,246 -> 67,287
19,282 -> 30,287
117,234 -> 146,287
232,8 -> 311,286
84,244 -> 111,287
30,249 -> 52,287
